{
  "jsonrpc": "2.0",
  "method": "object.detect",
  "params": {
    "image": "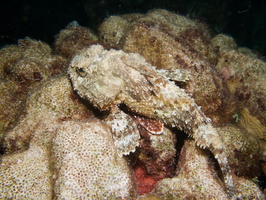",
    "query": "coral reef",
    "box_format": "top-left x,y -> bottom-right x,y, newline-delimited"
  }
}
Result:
53,120 -> 136,199
54,21 -> 98,59
0,80 -> 25,139
152,139 -> 264,199
98,9 -> 228,124
214,37 -> 266,126
68,44 -> 233,190
136,124 -> 176,180
0,37 -> 67,143
0,145 -> 53,199
0,8 -> 265,200
98,14 -> 143,49
1,76 -> 136,199
2,76 -> 90,153
134,165 -> 158,195
217,125 -> 260,178
152,139 -> 229,199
